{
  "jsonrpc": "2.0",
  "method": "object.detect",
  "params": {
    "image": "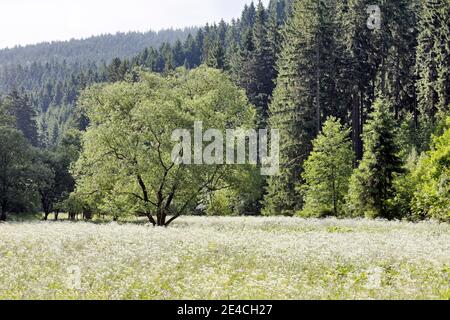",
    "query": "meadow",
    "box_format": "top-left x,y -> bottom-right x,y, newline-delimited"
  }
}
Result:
0,217 -> 449,300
